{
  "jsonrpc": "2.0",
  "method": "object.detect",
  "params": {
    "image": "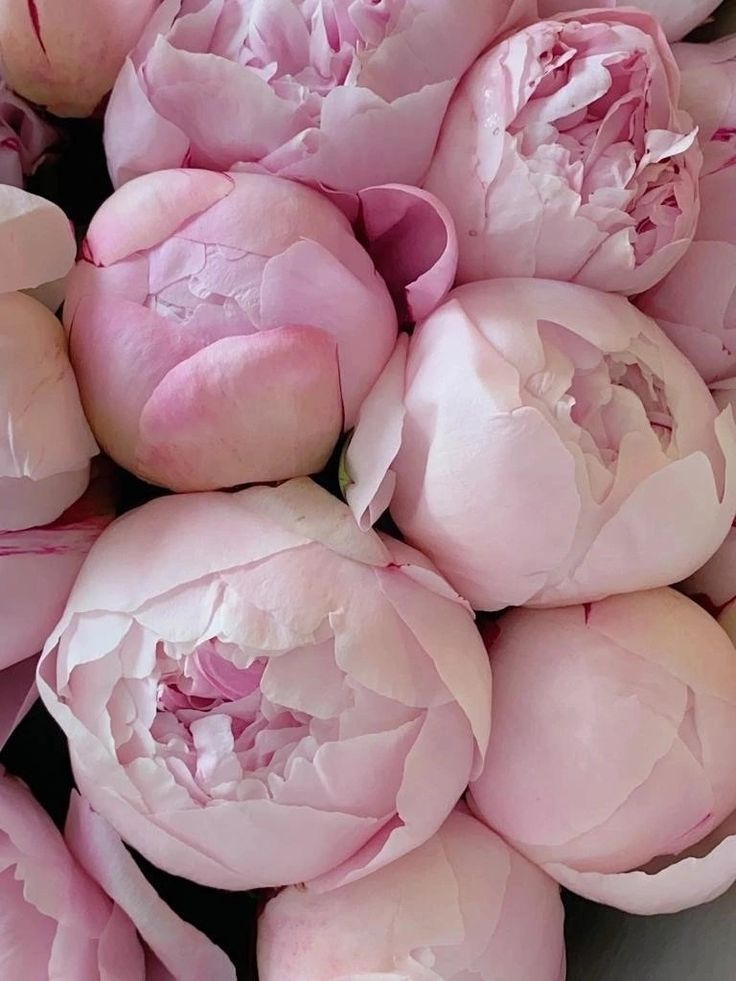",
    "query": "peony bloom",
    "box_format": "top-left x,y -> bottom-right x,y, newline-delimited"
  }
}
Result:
0,79 -> 57,187
0,0 -> 160,117
424,10 -> 701,295
536,0 -> 719,43
0,771 -> 235,980
344,278 -> 736,611
38,478 -> 491,891
64,169 -> 436,492
104,0 -> 533,191
257,807 -> 566,981
470,589 -> 736,911
639,38 -> 736,384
